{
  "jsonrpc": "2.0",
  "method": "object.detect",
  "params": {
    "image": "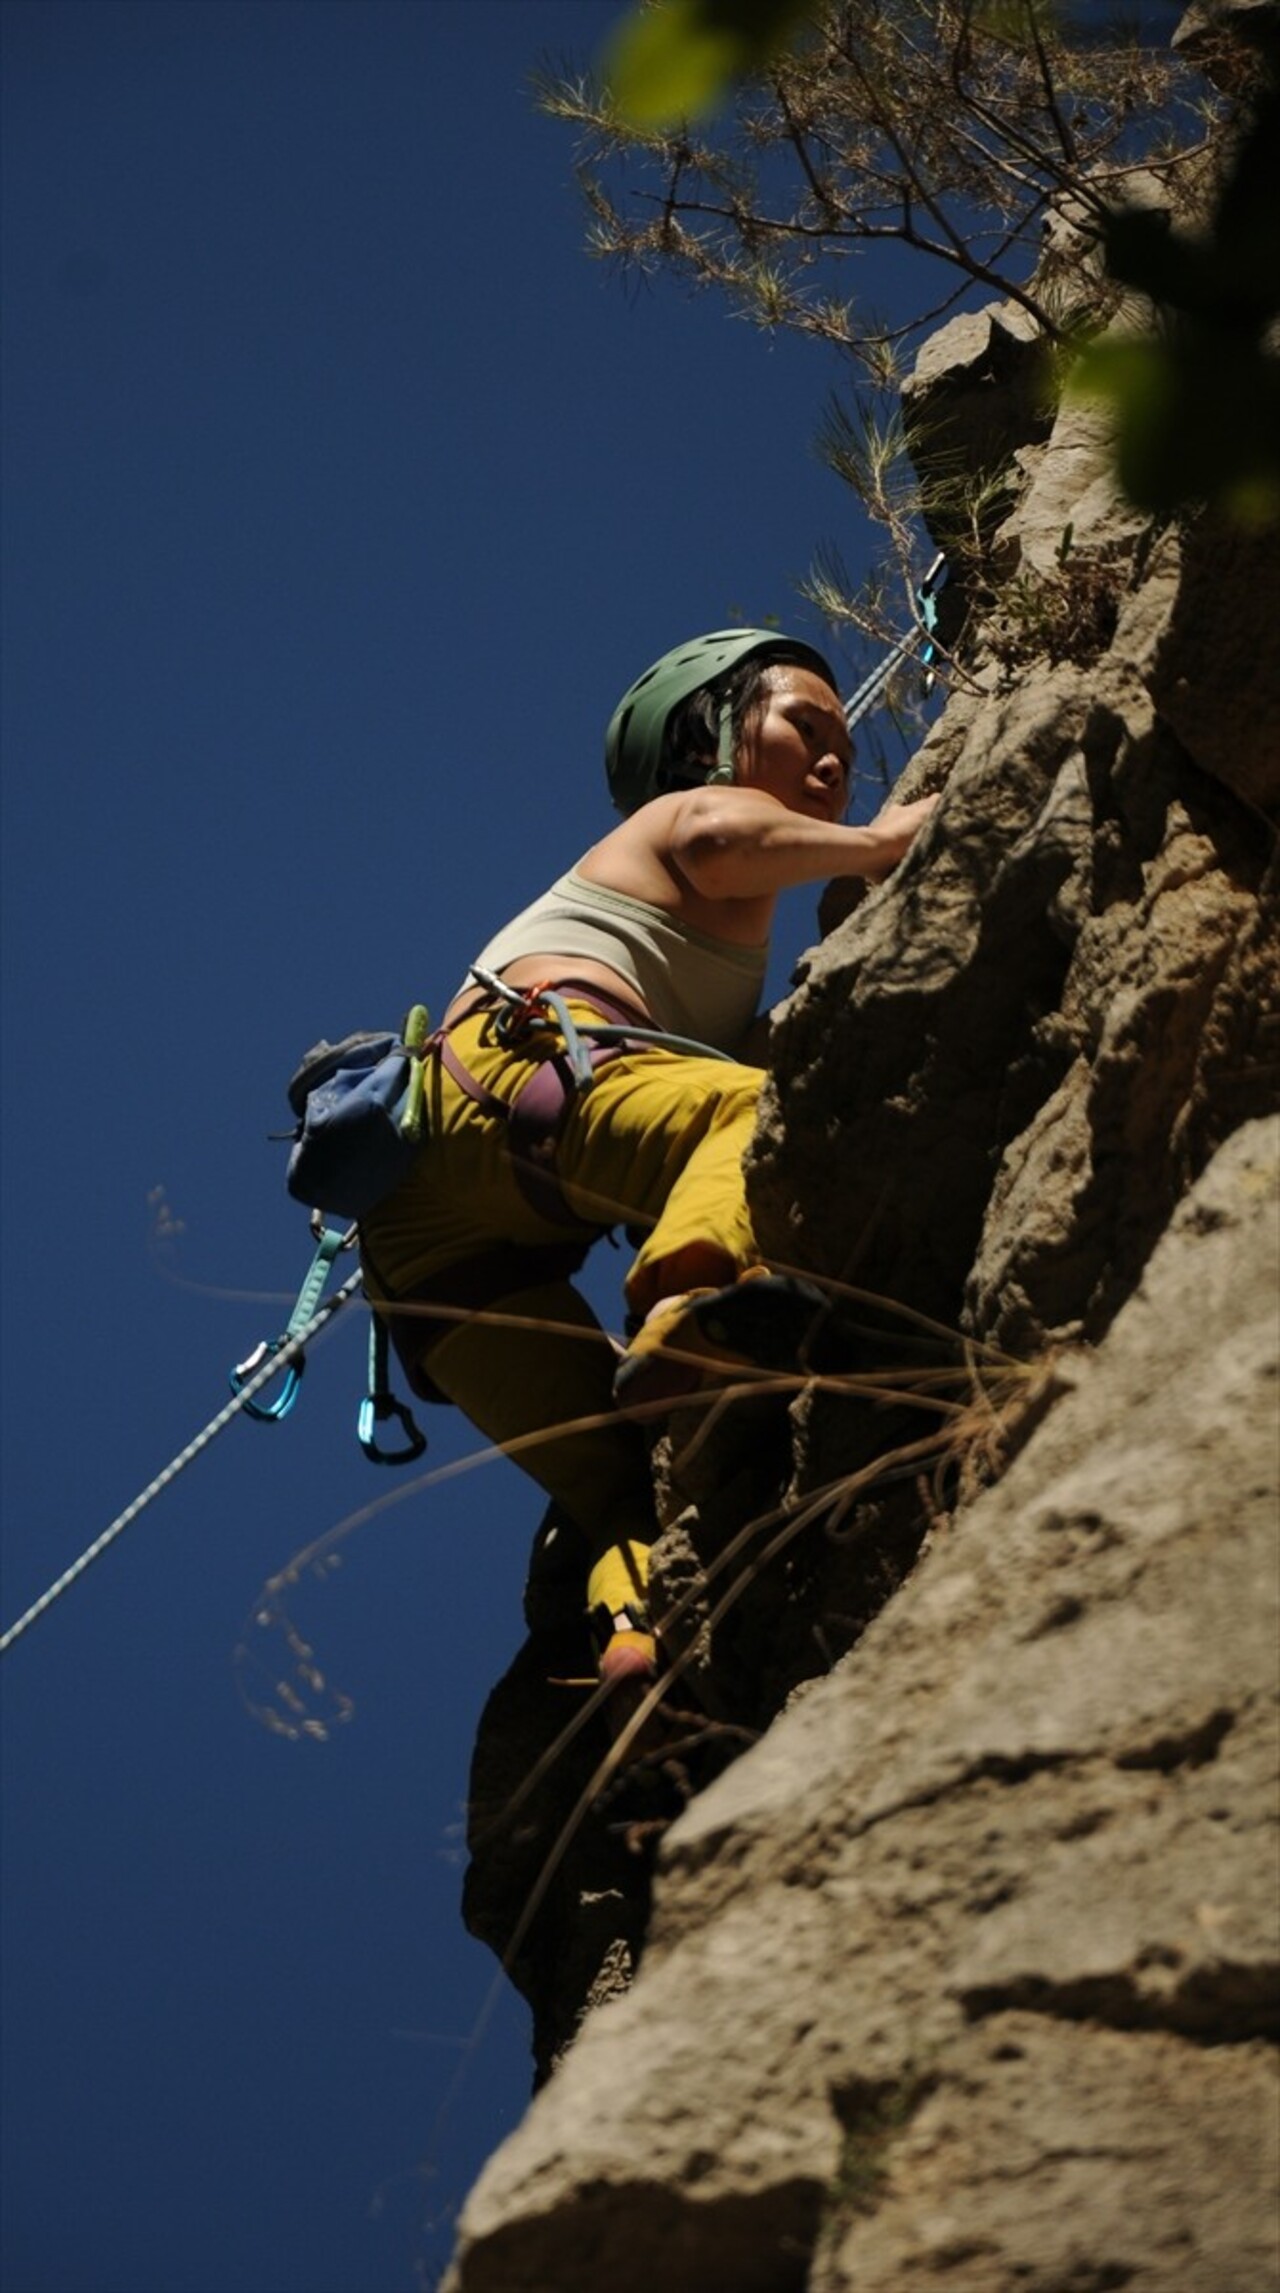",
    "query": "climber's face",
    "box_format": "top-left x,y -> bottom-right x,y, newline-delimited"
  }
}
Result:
736,665 -> 852,821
